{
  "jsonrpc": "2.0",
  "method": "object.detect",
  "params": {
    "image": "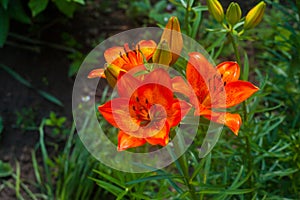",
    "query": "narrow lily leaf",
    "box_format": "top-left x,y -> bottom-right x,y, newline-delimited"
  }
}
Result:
131,162 -> 183,194
90,178 -> 123,196
0,116 -> 3,135
242,52 -> 249,81
190,157 -> 206,182
0,64 -> 63,107
37,90 -> 63,107
93,170 -> 125,188
0,7 -> 9,47
125,174 -> 181,185
230,165 -> 245,188
196,187 -> 255,194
